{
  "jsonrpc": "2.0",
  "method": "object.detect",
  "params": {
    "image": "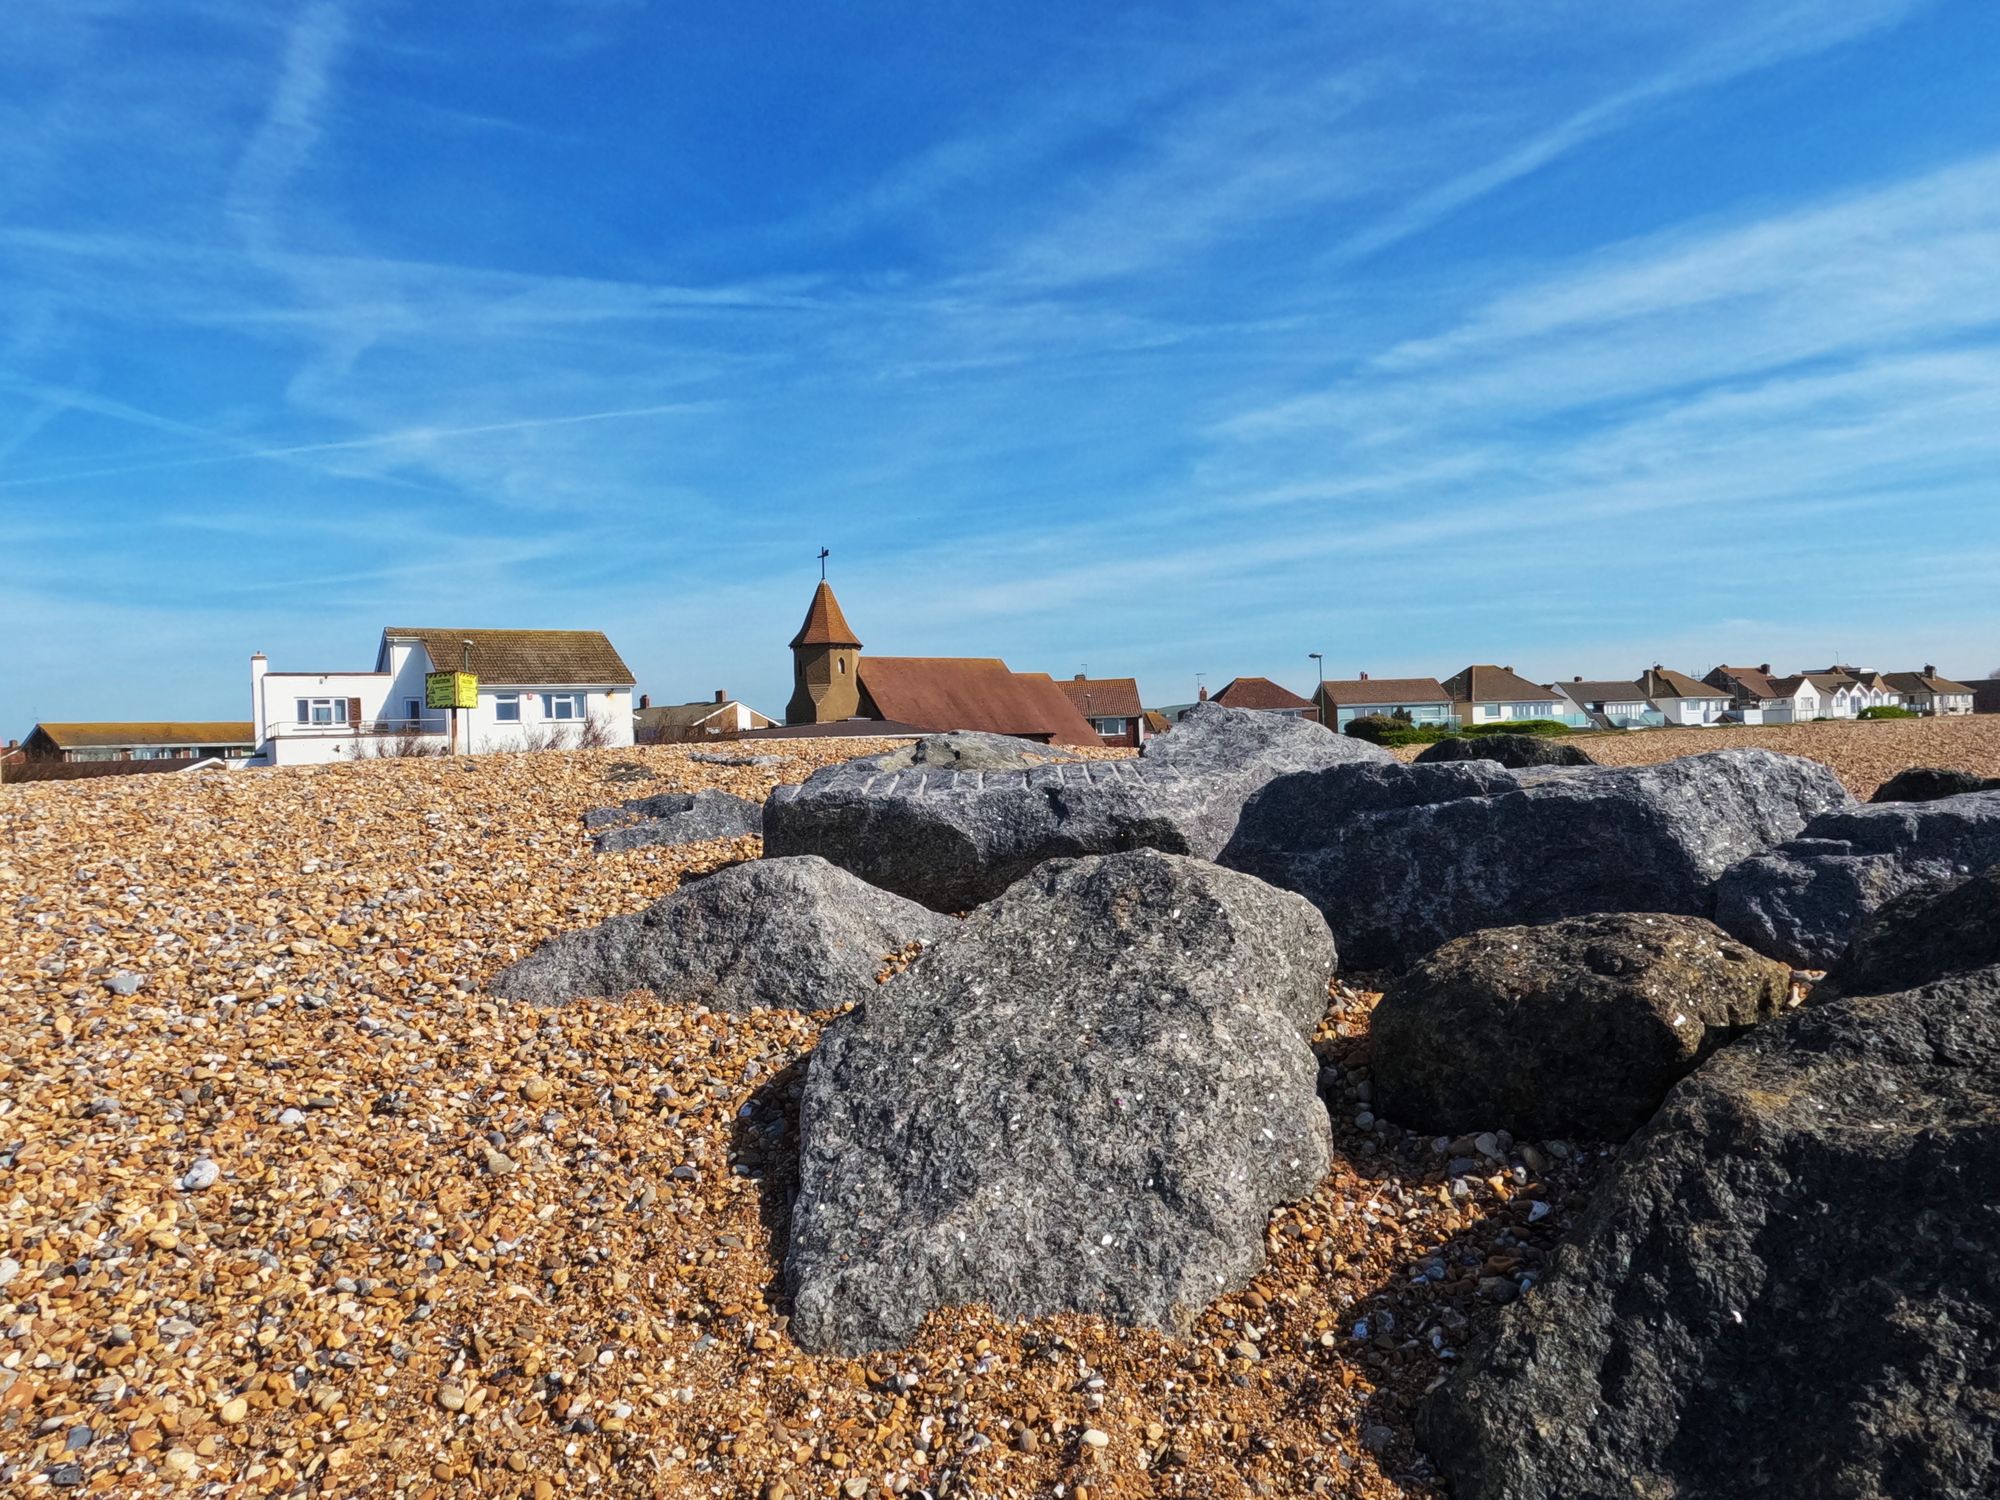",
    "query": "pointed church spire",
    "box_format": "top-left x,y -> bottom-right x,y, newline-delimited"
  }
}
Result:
789,579 -> 862,650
